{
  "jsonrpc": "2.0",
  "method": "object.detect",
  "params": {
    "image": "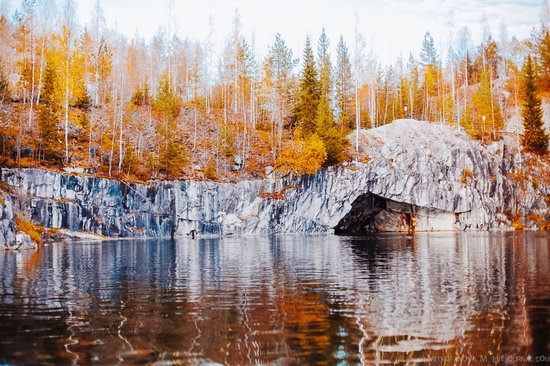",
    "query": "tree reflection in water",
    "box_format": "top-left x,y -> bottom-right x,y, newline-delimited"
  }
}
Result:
0,232 -> 548,365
